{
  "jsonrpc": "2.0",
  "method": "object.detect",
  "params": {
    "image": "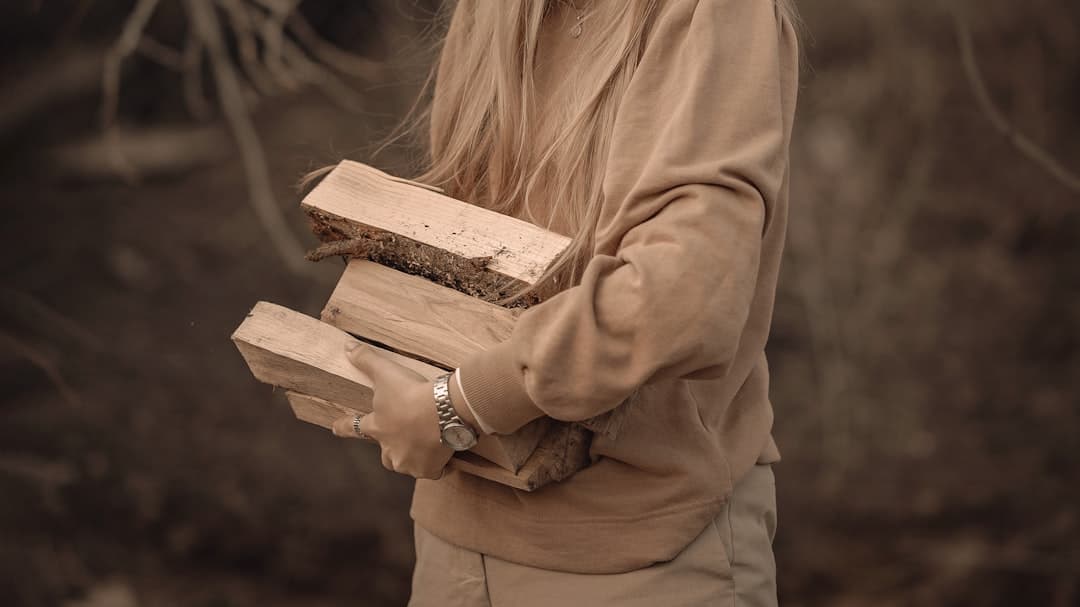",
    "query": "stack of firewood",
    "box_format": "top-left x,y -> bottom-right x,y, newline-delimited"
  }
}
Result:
232,161 -> 627,491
